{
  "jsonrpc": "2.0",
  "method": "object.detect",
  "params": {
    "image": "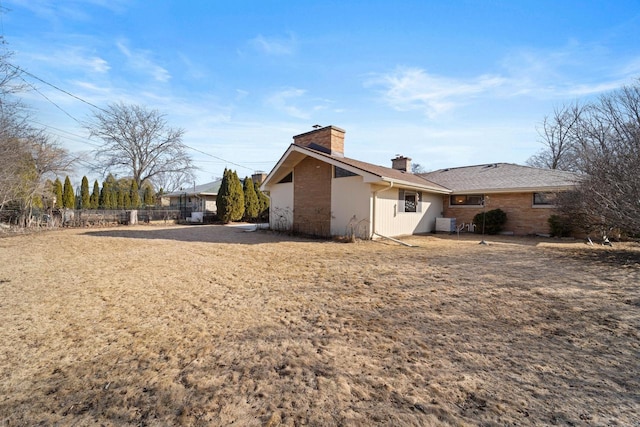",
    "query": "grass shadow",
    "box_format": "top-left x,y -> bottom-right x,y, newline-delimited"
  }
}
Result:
82,224 -> 312,245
